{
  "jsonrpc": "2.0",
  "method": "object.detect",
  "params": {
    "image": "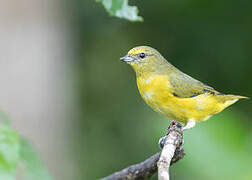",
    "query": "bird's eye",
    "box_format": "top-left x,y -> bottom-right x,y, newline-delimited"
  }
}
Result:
139,52 -> 146,59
